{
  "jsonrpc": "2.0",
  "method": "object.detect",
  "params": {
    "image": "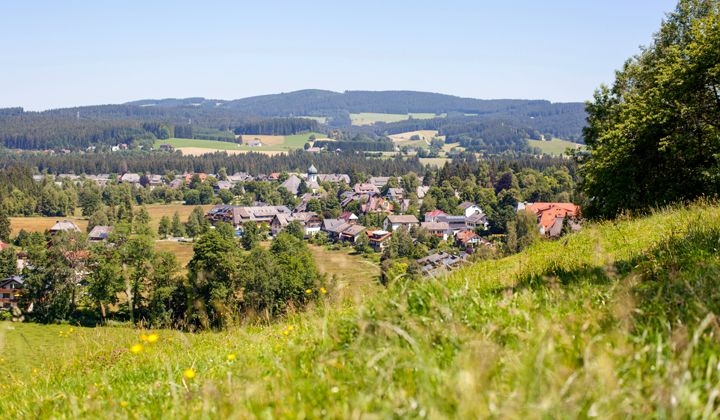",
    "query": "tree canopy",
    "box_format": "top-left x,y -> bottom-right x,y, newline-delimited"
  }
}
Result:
579,0 -> 720,218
